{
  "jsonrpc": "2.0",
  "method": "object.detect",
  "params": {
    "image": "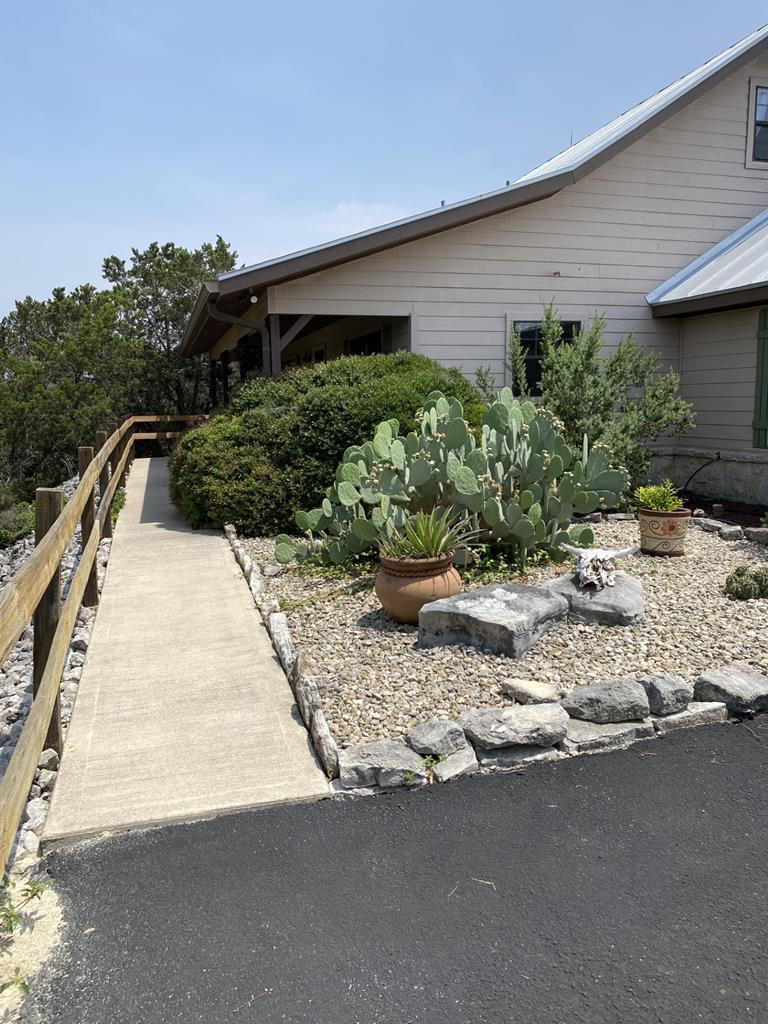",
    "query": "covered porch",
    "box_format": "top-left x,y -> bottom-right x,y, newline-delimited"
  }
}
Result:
206,312 -> 412,405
